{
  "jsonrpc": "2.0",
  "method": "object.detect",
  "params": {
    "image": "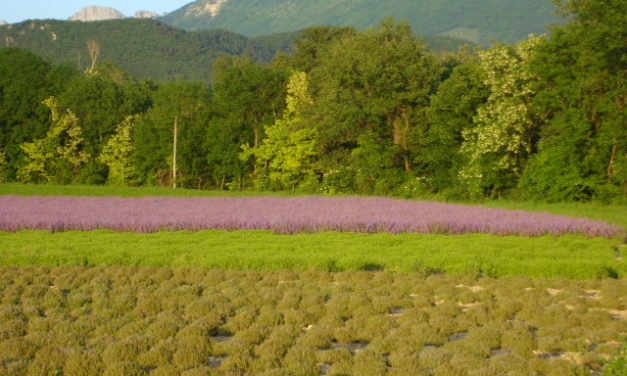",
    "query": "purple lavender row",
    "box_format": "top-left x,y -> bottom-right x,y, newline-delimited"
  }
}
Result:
0,195 -> 621,237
